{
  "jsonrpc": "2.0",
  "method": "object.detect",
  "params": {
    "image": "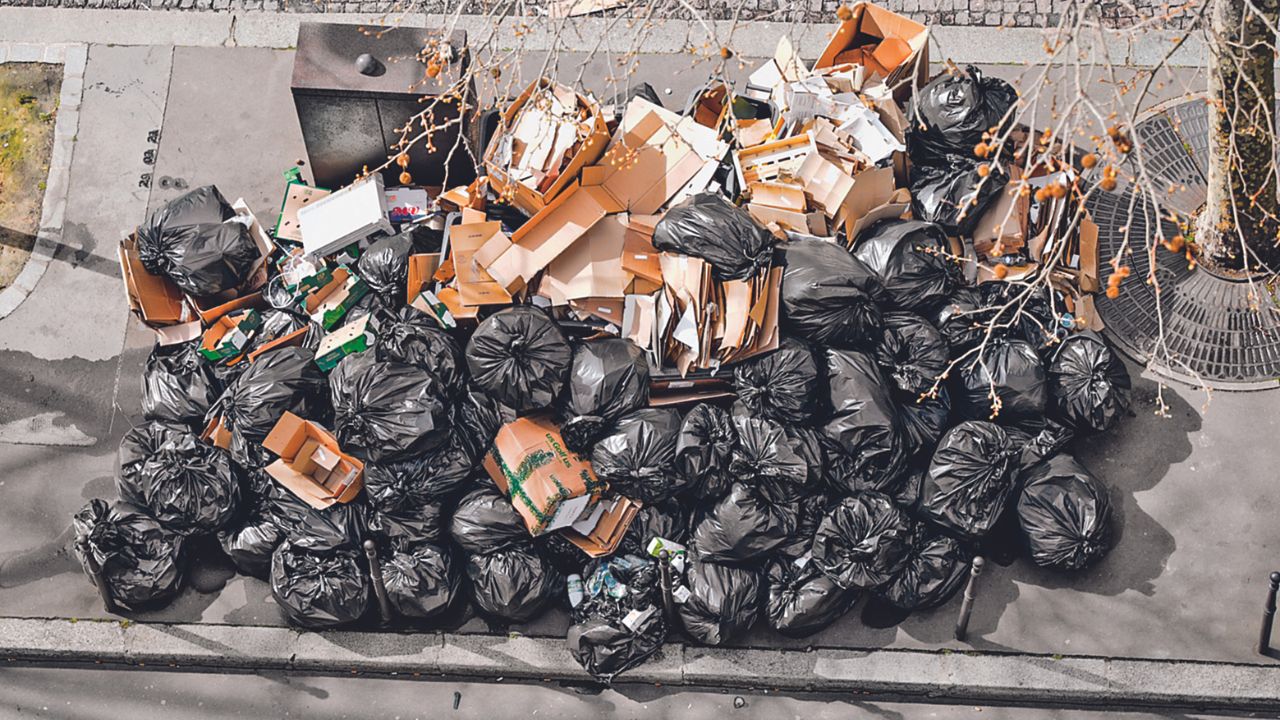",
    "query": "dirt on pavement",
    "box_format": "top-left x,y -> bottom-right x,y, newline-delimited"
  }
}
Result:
0,62 -> 62,291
